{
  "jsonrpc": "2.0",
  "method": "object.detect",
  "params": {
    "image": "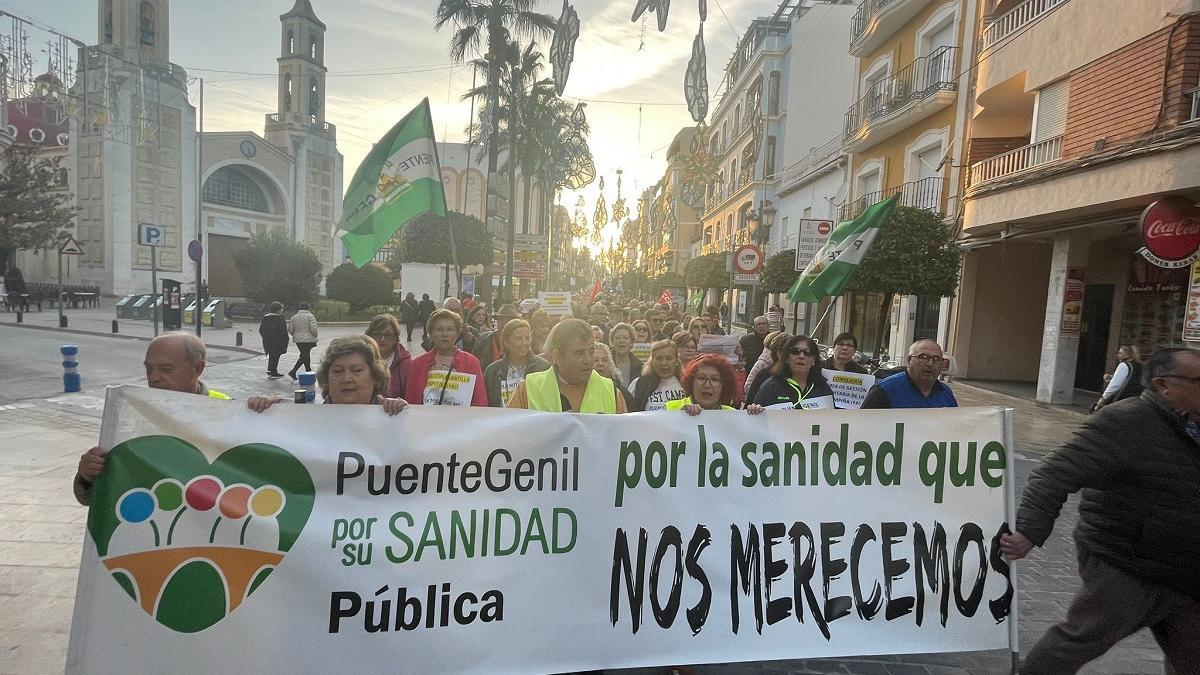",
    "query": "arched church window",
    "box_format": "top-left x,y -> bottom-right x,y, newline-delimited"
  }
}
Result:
309,78 -> 320,117
139,2 -> 155,46
202,167 -> 271,213
103,0 -> 114,43
284,74 -> 293,111
287,30 -> 295,54
310,38 -> 318,60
